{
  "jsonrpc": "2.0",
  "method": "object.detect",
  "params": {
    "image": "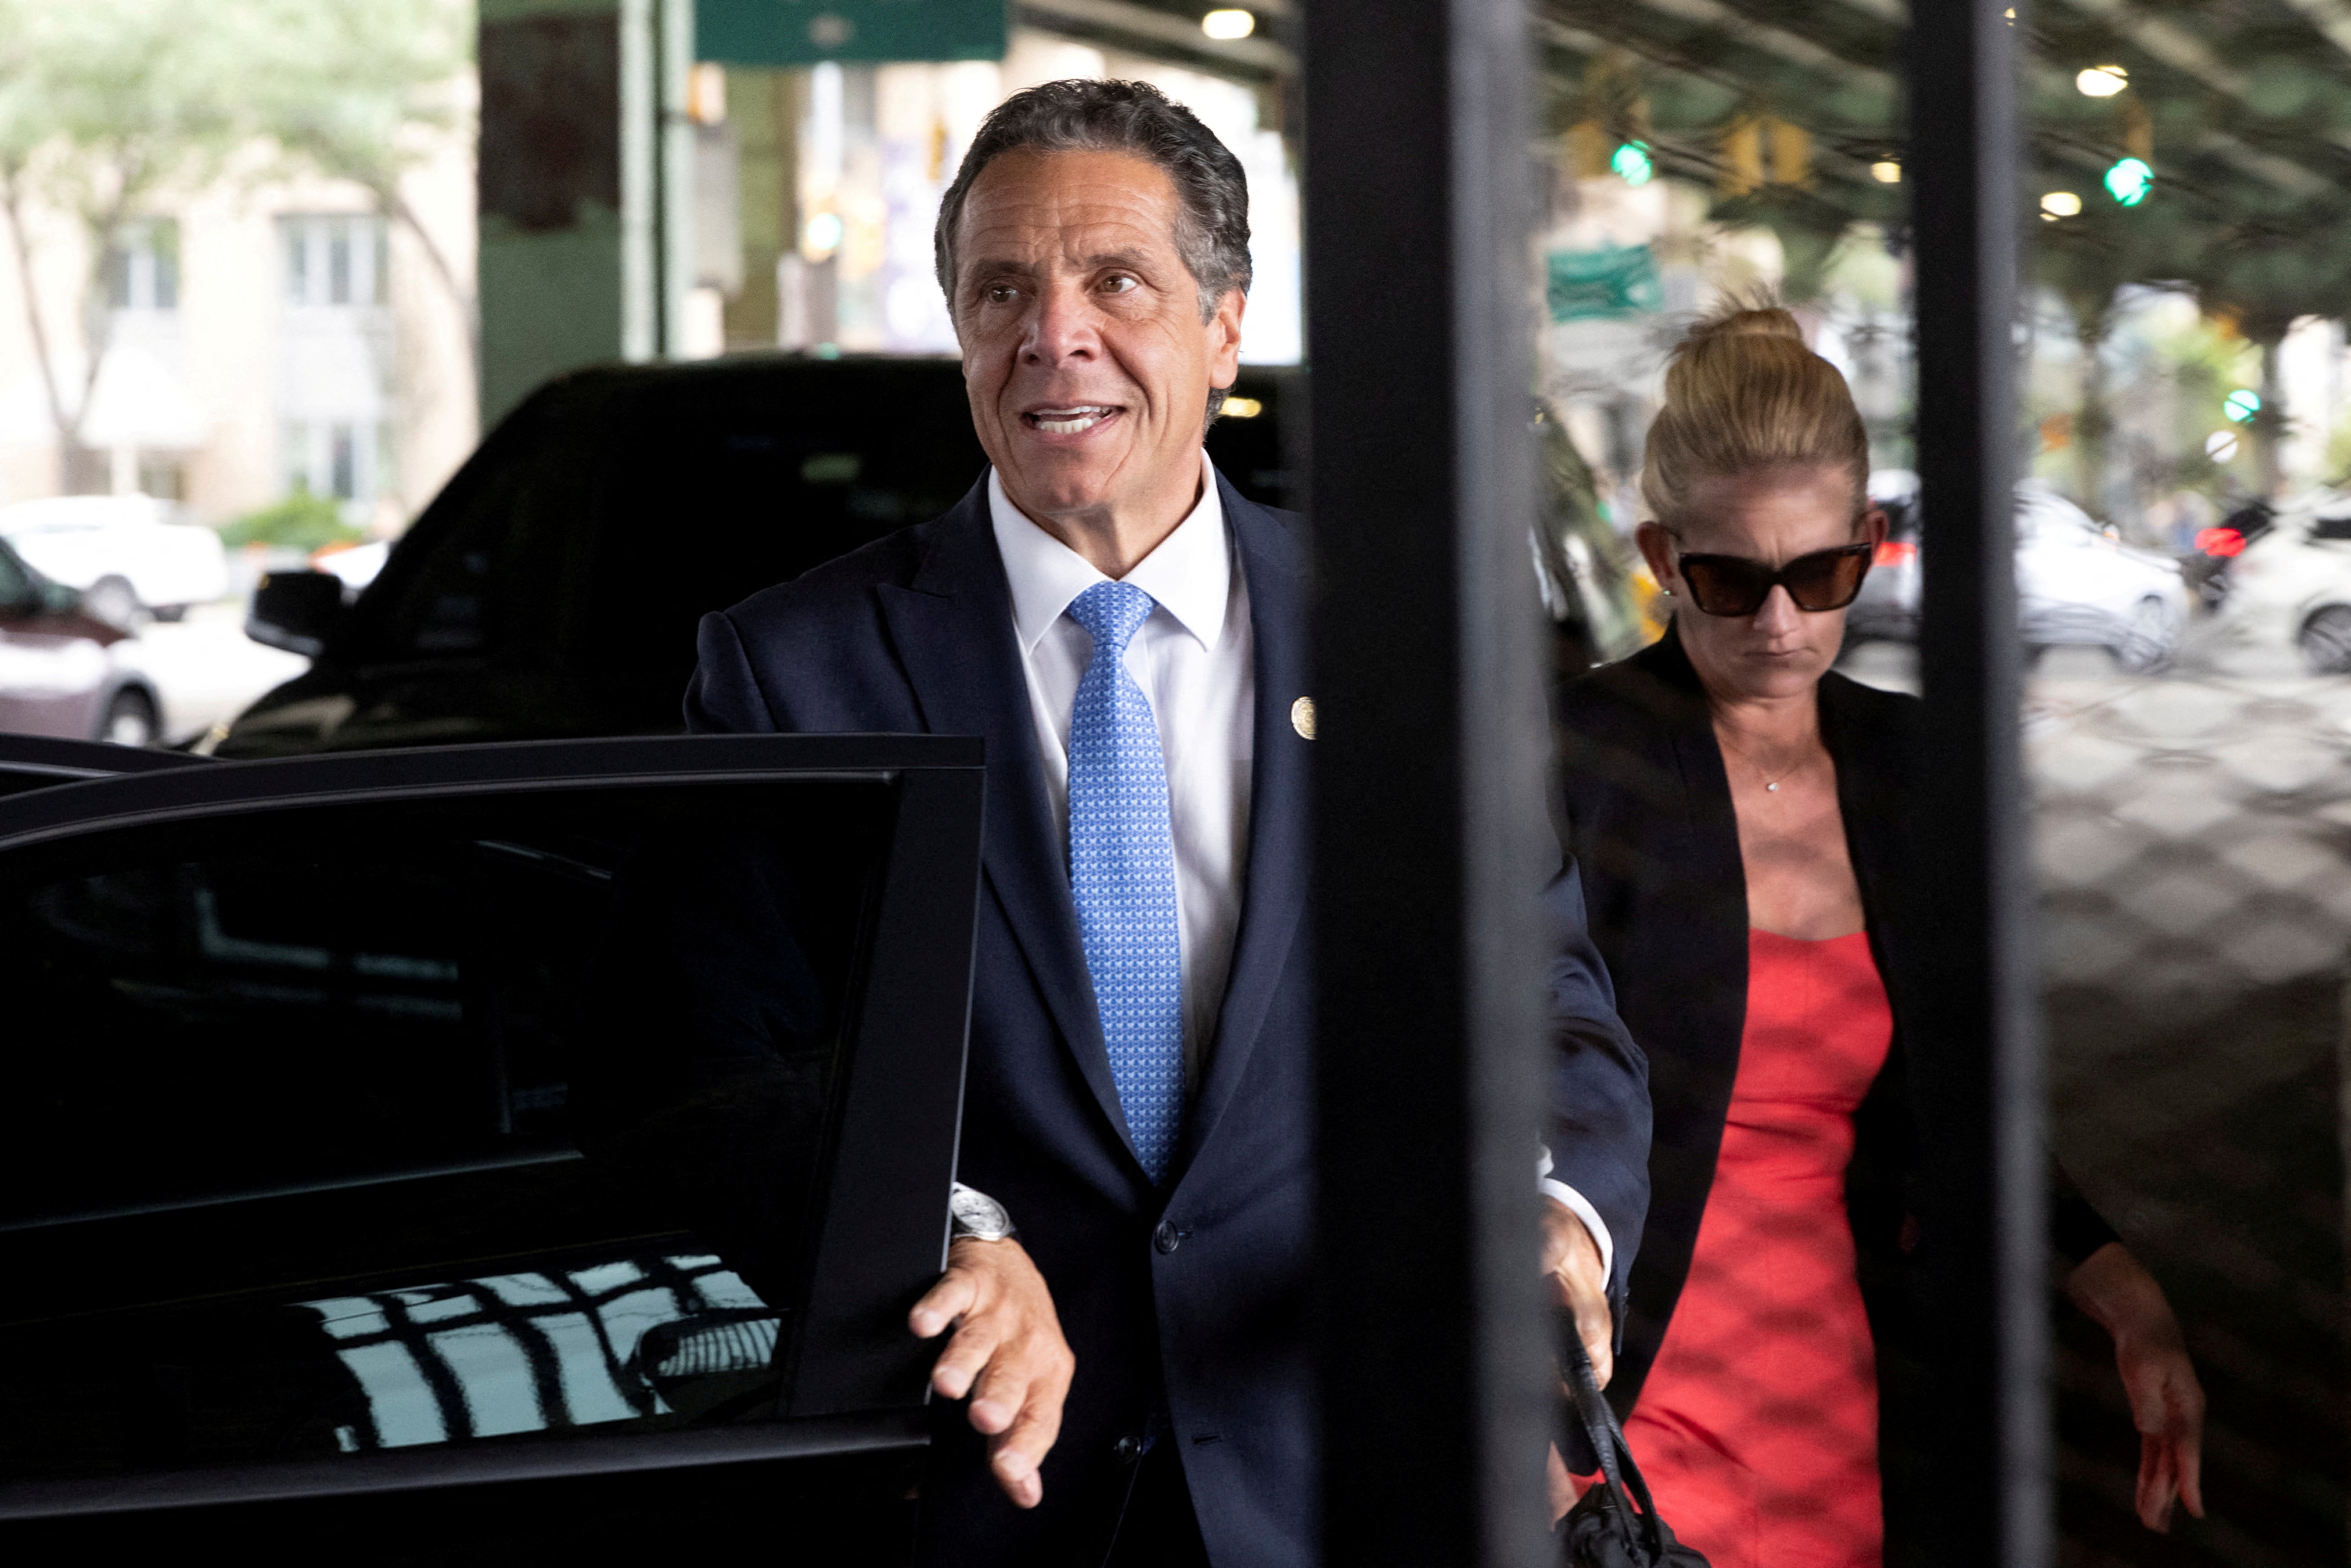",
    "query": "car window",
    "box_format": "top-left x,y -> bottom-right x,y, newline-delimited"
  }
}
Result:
2310,513 -> 2351,543
339,387 -> 610,666
569,359 -> 989,722
0,778 -> 896,1486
